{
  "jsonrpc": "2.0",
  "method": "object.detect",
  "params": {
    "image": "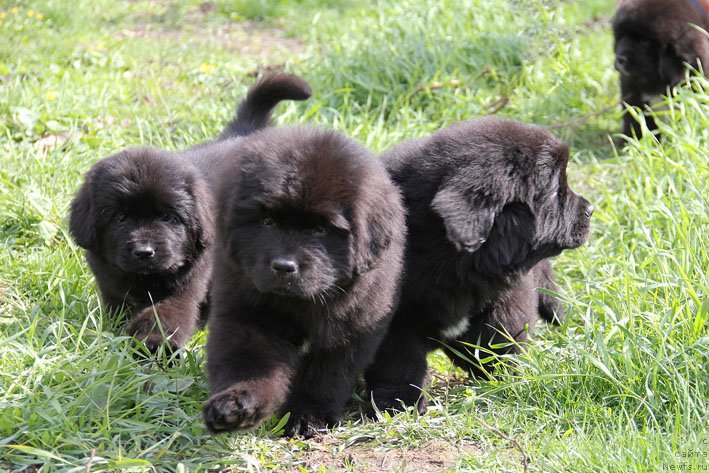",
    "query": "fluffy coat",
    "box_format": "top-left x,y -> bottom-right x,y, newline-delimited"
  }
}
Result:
365,117 -> 593,413
202,127 -> 406,437
68,74 -> 311,351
